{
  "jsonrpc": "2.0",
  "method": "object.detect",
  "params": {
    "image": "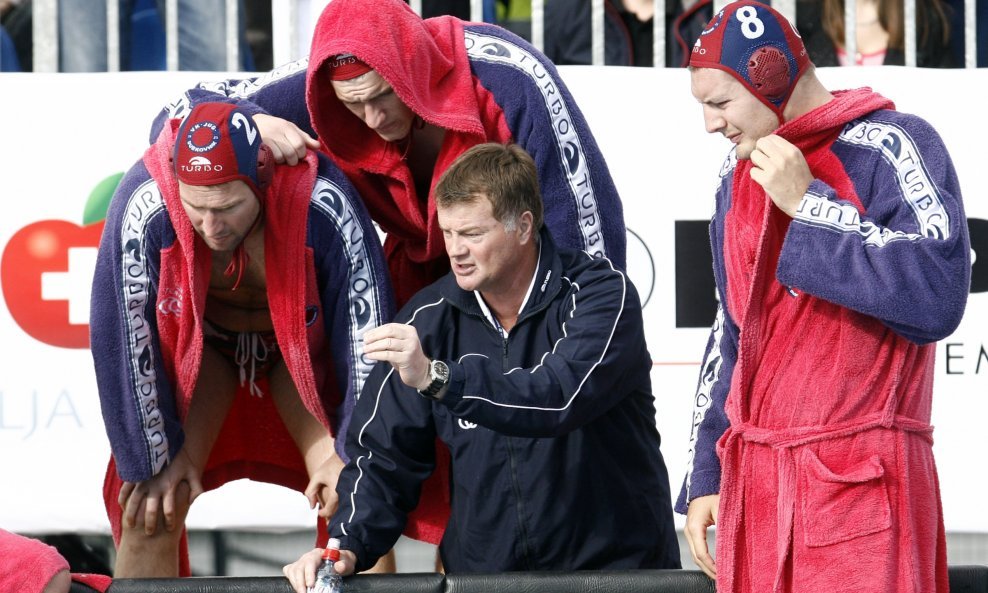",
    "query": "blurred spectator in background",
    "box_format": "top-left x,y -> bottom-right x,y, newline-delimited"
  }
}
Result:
419,0 -> 534,40
0,22 -> 19,70
946,0 -> 987,65
420,0 -> 470,18
0,0 -> 260,71
59,0 -> 254,71
796,0 -> 955,66
245,0 -> 273,71
544,0 -> 719,67
0,0 -> 30,70
491,0 -> 531,38
3,0 -> 984,71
